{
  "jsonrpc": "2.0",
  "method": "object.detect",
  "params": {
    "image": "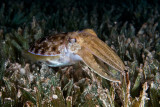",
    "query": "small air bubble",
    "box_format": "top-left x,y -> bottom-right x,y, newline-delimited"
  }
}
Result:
52,94 -> 58,99
20,68 -> 26,75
